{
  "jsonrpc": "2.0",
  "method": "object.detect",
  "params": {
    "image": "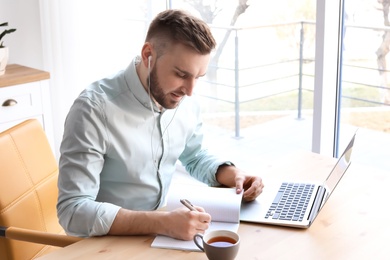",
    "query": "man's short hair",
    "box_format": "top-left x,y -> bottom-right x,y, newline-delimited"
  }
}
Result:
145,9 -> 216,56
